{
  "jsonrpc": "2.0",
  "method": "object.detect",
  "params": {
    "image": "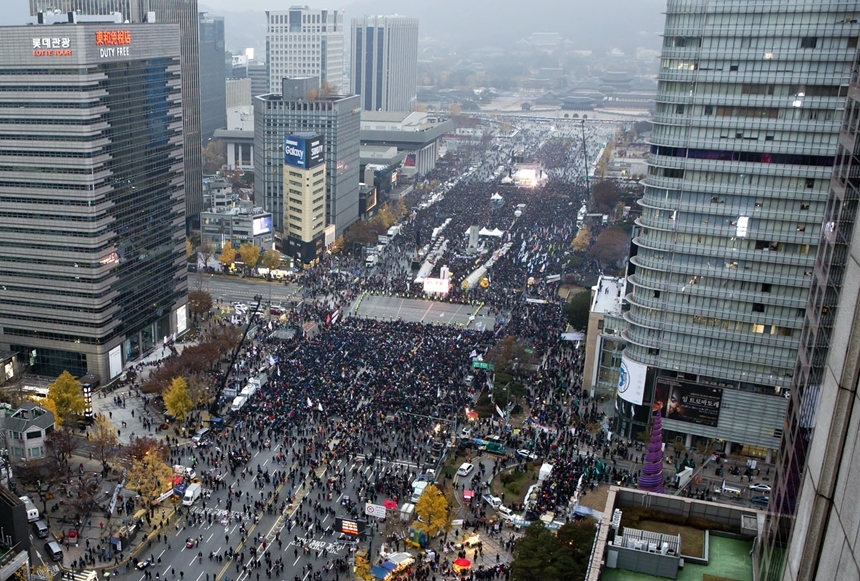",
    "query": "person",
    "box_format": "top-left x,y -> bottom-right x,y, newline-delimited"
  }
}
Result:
666,387 -> 684,420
